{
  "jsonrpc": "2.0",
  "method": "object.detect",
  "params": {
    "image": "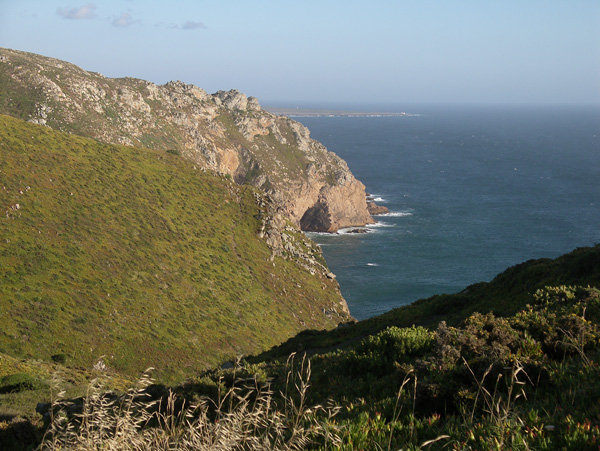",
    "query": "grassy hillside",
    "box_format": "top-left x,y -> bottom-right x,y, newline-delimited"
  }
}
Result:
251,245 -> 600,360
0,48 -> 374,233
2,245 -> 599,449
178,249 -> 600,449
0,114 -> 350,382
